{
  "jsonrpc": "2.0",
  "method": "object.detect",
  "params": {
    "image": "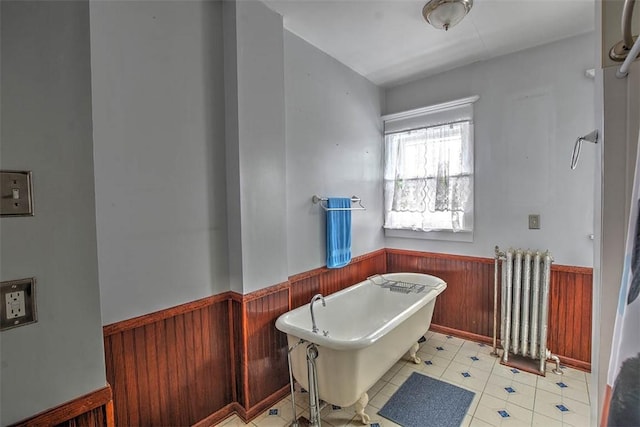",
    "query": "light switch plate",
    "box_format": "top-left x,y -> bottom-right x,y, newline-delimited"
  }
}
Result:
529,214 -> 540,229
0,278 -> 37,331
1,170 -> 34,216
